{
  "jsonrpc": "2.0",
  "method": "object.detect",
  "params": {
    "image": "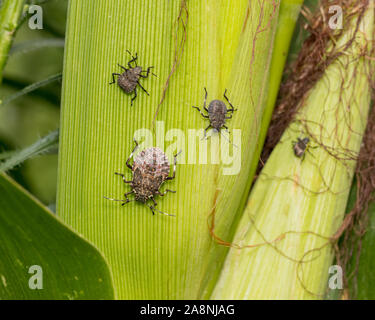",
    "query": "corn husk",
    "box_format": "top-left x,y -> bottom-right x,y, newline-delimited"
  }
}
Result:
211,2 -> 375,300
